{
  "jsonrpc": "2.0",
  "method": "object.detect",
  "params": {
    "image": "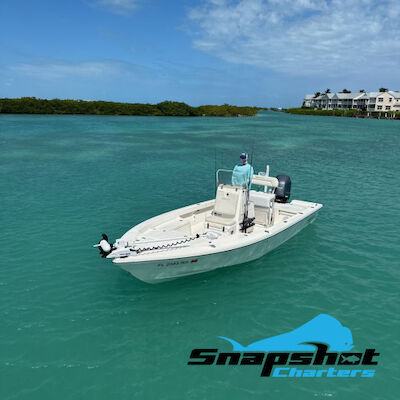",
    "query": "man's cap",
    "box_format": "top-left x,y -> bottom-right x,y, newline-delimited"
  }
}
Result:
240,152 -> 248,160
